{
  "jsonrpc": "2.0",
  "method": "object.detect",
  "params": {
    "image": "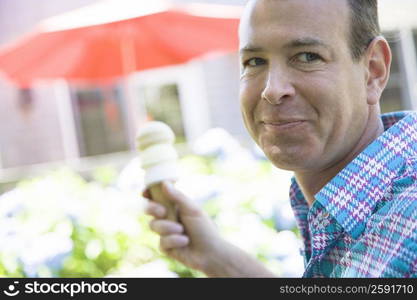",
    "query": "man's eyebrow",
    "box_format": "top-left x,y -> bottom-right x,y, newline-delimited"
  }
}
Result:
284,37 -> 330,49
239,38 -> 330,54
239,45 -> 264,54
